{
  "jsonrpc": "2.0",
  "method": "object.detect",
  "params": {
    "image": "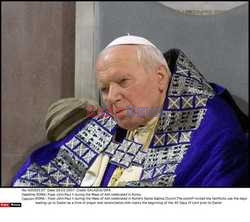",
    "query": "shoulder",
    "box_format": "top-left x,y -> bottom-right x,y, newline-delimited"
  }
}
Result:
189,83 -> 248,169
175,88 -> 248,186
197,83 -> 246,136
